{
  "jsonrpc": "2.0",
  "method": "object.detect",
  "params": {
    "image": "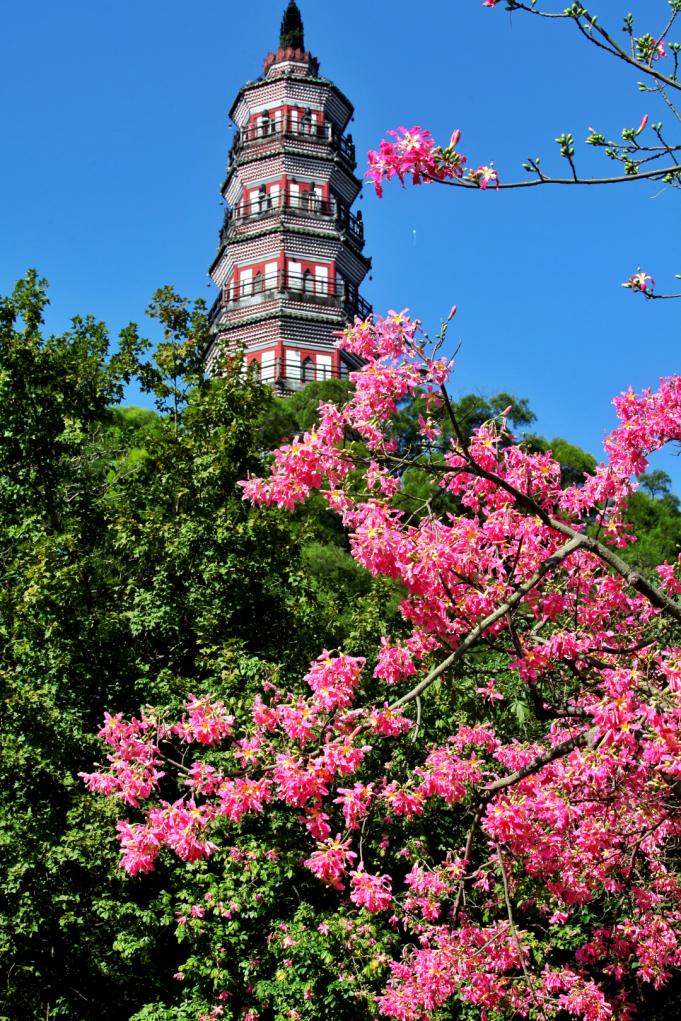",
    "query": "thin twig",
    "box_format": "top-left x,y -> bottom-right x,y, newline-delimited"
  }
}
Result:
495,841 -> 548,1020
